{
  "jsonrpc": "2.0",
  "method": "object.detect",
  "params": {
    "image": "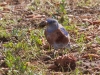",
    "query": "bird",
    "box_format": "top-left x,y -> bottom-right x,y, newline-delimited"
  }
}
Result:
40,18 -> 71,49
